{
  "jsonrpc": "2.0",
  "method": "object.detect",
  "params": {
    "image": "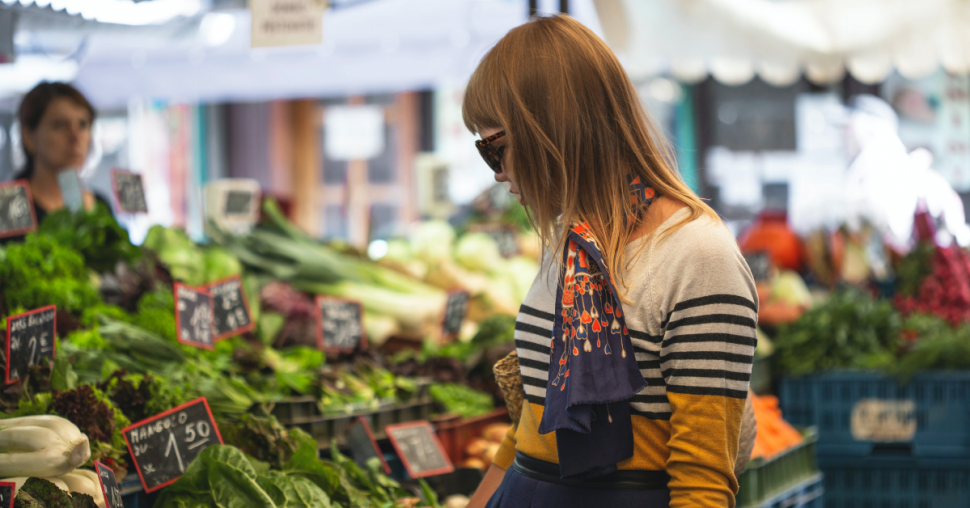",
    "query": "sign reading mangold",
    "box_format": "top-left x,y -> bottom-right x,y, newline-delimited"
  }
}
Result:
850,399 -> 917,442
250,0 -> 327,48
